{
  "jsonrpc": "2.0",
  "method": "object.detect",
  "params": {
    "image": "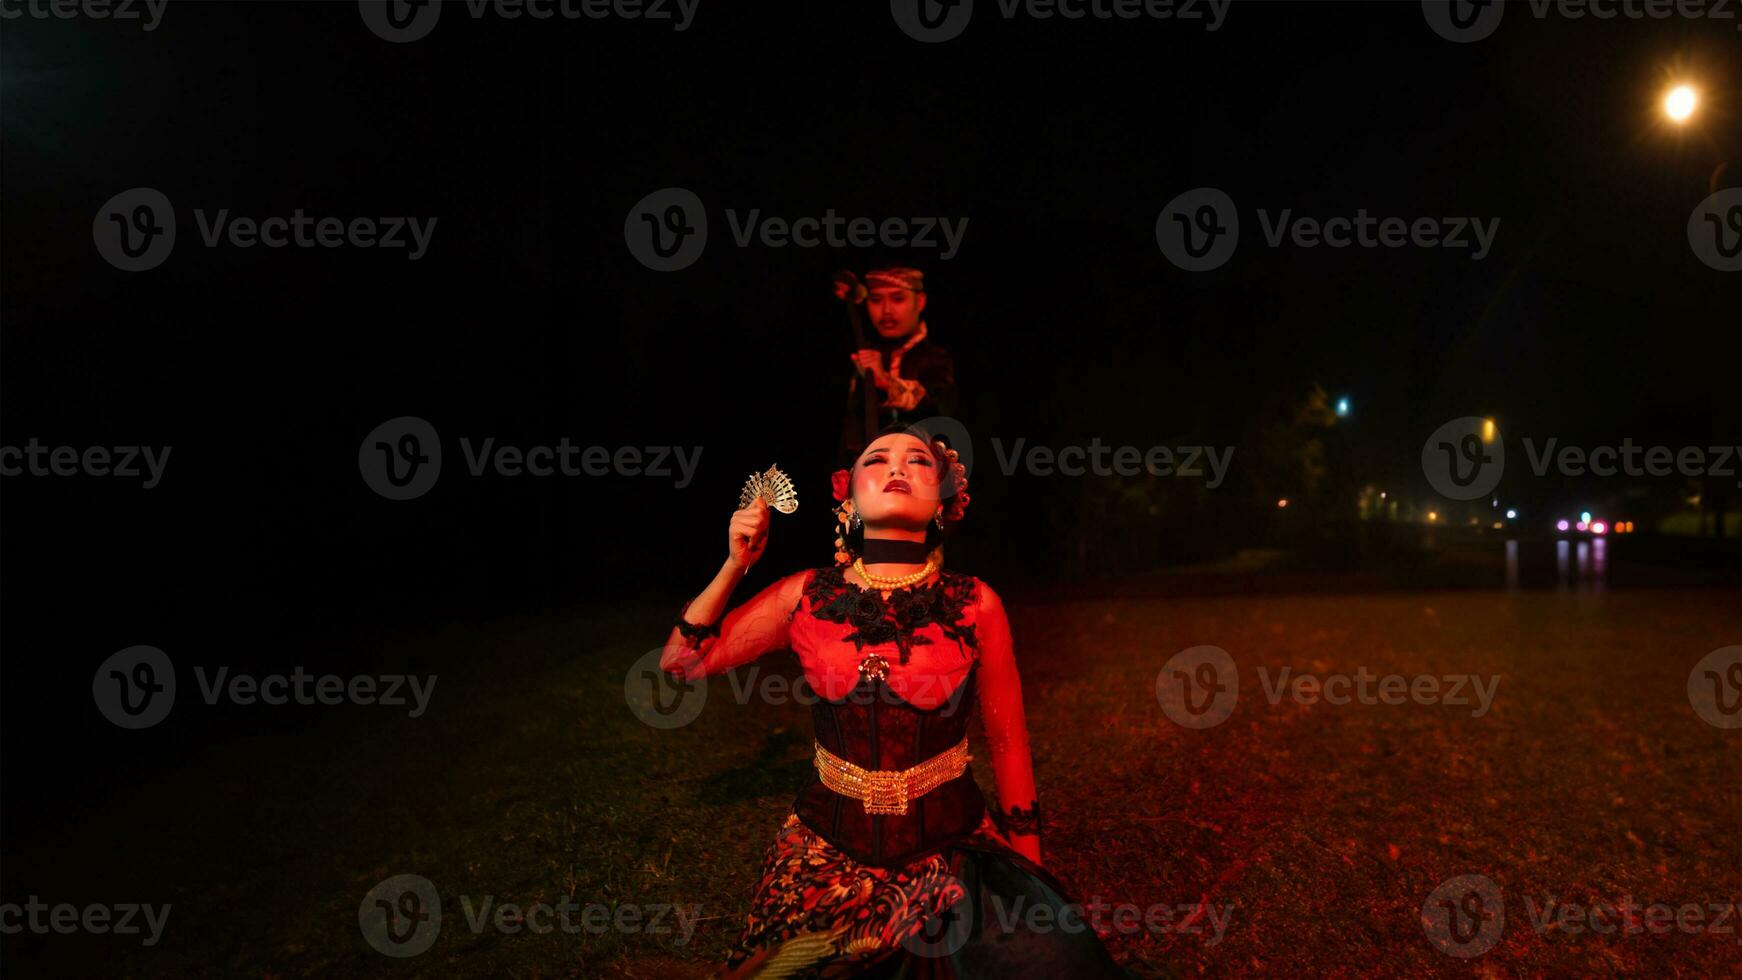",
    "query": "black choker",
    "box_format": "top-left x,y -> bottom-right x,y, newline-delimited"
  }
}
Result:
860,539 -> 931,564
